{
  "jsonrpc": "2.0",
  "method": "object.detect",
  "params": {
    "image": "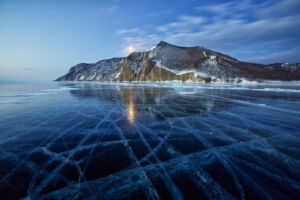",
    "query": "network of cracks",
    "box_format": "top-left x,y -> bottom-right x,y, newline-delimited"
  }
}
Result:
0,85 -> 300,200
